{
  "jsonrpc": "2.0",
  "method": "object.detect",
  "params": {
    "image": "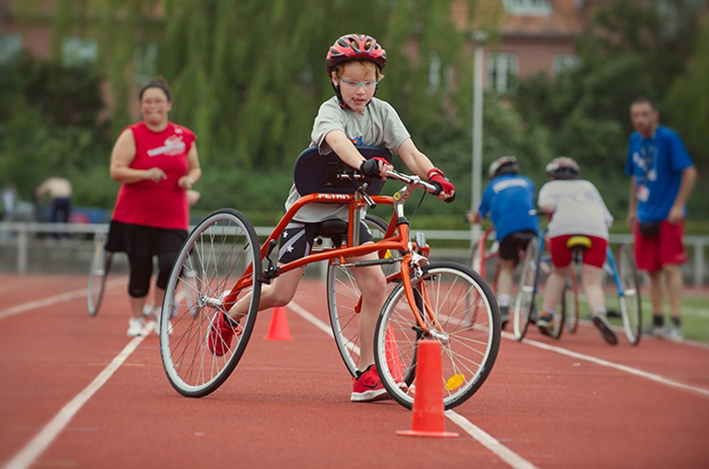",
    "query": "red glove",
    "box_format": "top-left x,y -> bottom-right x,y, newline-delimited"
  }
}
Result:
428,168 -> 455,202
